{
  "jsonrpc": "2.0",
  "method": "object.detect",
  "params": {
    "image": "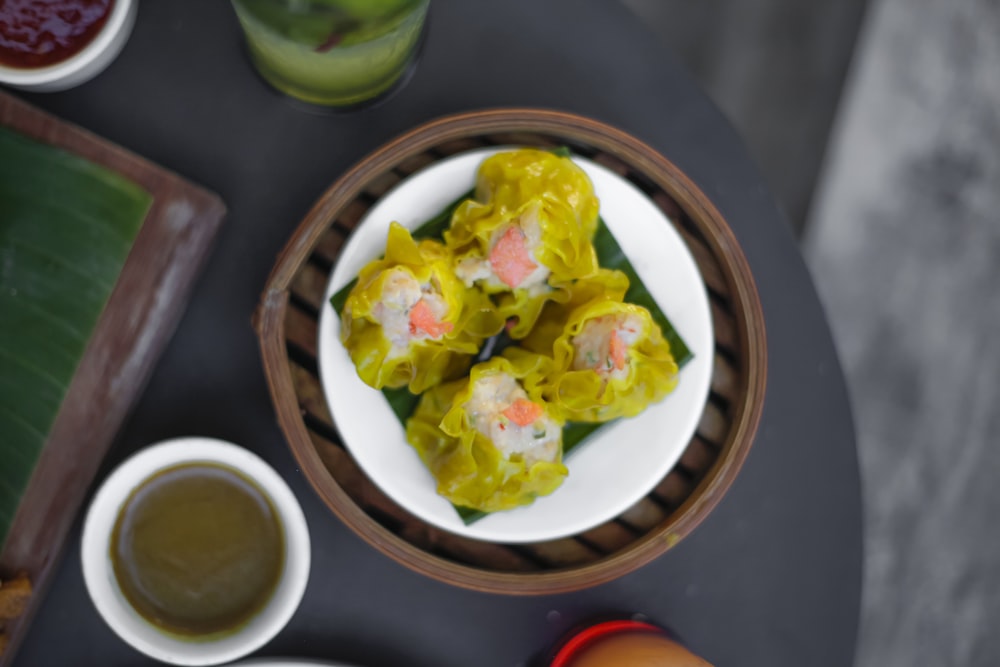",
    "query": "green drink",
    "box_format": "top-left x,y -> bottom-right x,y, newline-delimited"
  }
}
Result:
231,0 -> 429,107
